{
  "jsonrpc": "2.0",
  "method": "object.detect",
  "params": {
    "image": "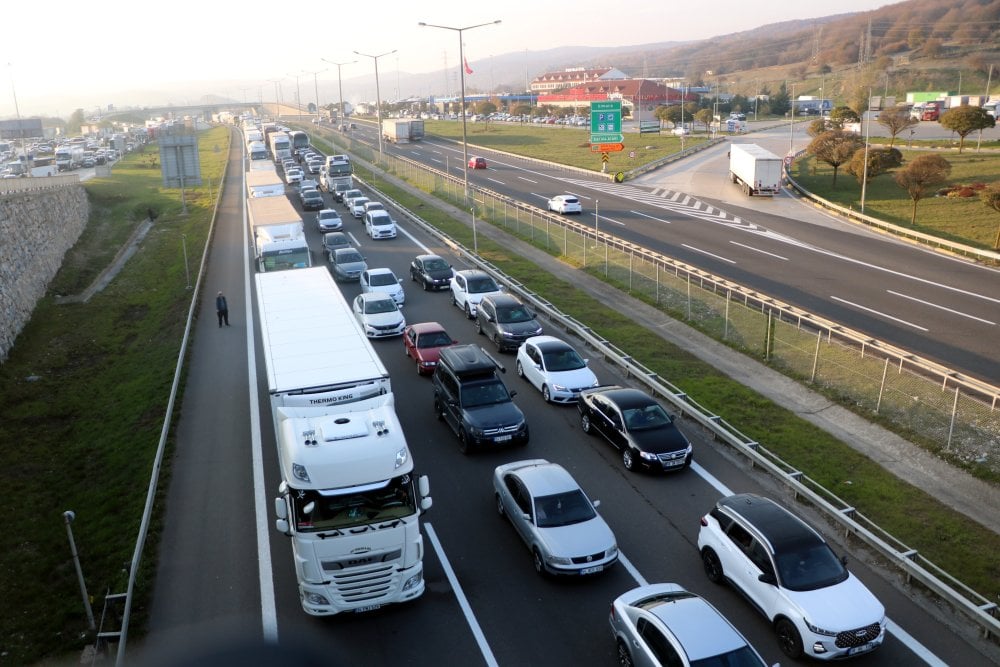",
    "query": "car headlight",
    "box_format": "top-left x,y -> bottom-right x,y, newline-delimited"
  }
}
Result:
804,620 -> 838,637
546,554 -> 572,565
551,383 -> 567,392
639,450 -> 658,461
606,544 -> 619,558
